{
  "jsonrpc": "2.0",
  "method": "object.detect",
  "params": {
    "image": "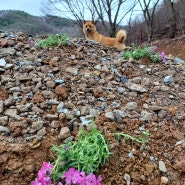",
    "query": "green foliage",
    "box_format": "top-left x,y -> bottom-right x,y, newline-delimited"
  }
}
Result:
149,53 -> 163,63
115,130 -> 149,144
122,45 -> 162,63
51,127 -> 111,182
36,33 -> 70,48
